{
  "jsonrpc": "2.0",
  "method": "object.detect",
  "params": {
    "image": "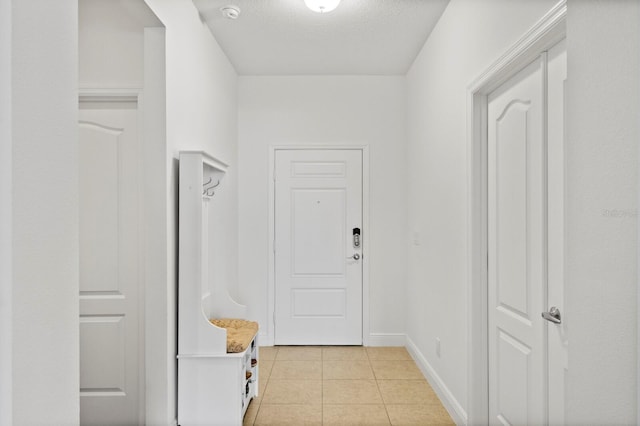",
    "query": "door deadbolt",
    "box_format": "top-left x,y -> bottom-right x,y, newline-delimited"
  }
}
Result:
353,228 -> 361,248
